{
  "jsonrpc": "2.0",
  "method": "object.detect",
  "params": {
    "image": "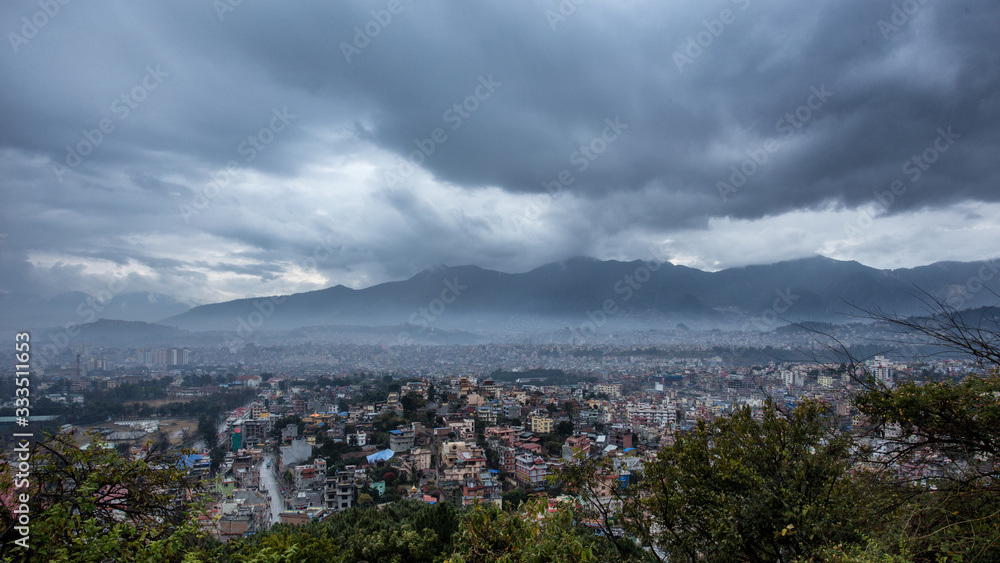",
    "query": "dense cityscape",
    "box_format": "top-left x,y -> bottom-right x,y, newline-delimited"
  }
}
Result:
3,0 -> 999,560
0,332 -> 988,542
